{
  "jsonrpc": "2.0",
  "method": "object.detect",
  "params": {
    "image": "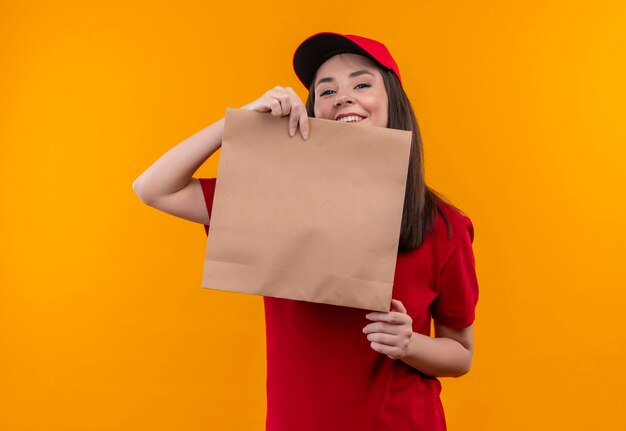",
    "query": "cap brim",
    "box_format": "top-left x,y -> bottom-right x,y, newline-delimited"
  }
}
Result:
293,32 -> 375,89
